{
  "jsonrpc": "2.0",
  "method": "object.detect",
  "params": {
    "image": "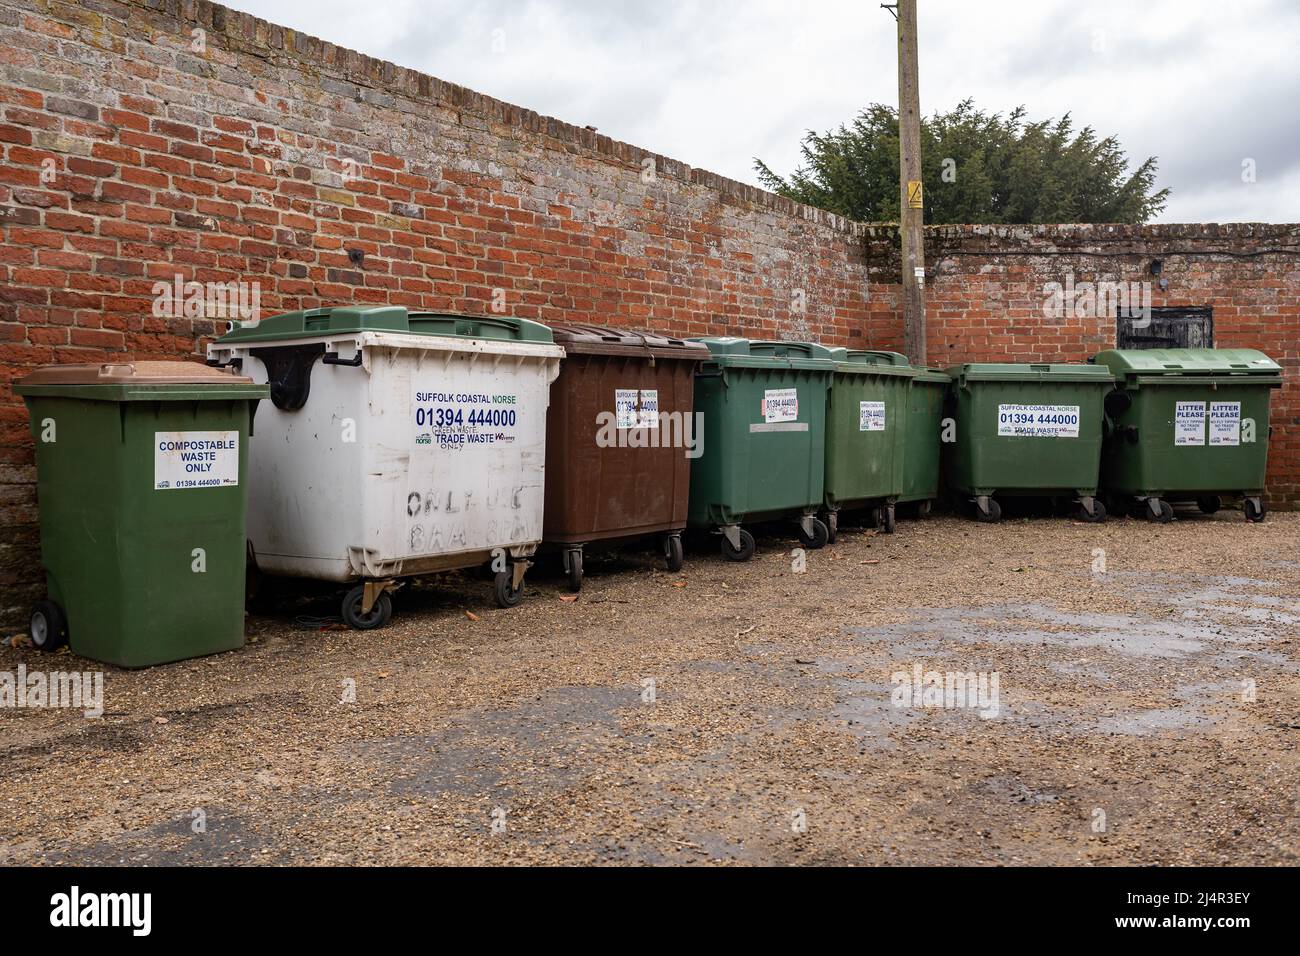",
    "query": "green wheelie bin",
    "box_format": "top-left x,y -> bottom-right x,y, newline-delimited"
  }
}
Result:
897,367 -> 951,518
688,338 -> 835,560
14,361 -> 267,667
1092,348 -> 1282,523
945,362 -> 1114,522
823,349 -> 912,537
